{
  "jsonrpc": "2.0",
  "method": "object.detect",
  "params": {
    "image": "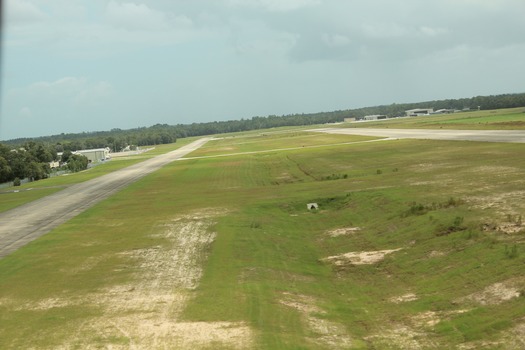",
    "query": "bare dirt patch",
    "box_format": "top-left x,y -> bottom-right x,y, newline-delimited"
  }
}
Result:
322,248 -> 402,266
326,227 -> 361,237
458,319 -> 525,350
12,209 -> 253,349
467,190 -> 525,215
366,309 -> 472,349
458,281 -> 521,306
280,292 -> 353,349
428,250 -> 446,258
389,293 -> 418,303
365,325 -> 431,350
